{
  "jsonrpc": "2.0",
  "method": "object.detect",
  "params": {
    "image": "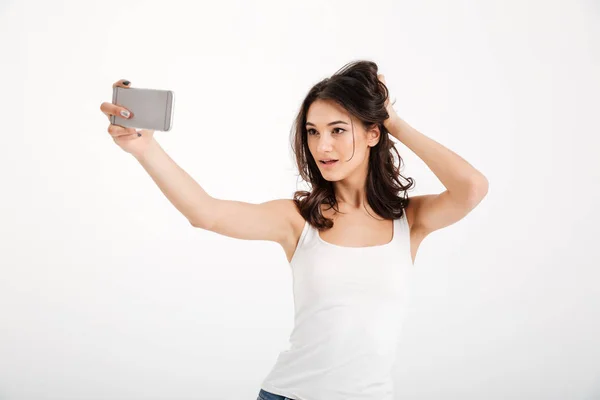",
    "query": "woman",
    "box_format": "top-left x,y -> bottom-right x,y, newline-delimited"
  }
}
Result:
100,60 -> 488,400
